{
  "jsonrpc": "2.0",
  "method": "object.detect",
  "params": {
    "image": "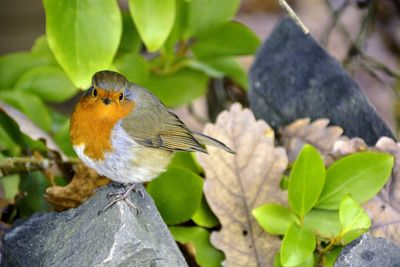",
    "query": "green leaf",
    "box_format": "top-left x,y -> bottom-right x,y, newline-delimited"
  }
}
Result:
185,0 -> 240,38
325,246 -> 342,267
188,57 -> 248,89
119,12 -> 142,54
0,52 -> 56,89
339,194 -> 370,244
316,152 -> 394,210
0,128 -> 19,156
192,21 -> 260,58
15,66 -> 77,102
1,175 -> 20,200
169,226 -> 224,267
17,172 -> 51,218
129,0 -> 175,52
168,152 -> 201,174
147,167 -> 203,225
304,209 -> 341,239
192,196 -> 219,228
145,68 -> 208,107
0,91 -> 51,131
281,223 -> 316,267
31,35 -> 52,53
53,118 -> 76,157
163,0 -> 188,56
289,144 -> 325,218
113,53 -> 150,86
43,0 -> 122,88
252,204 -> 295,235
